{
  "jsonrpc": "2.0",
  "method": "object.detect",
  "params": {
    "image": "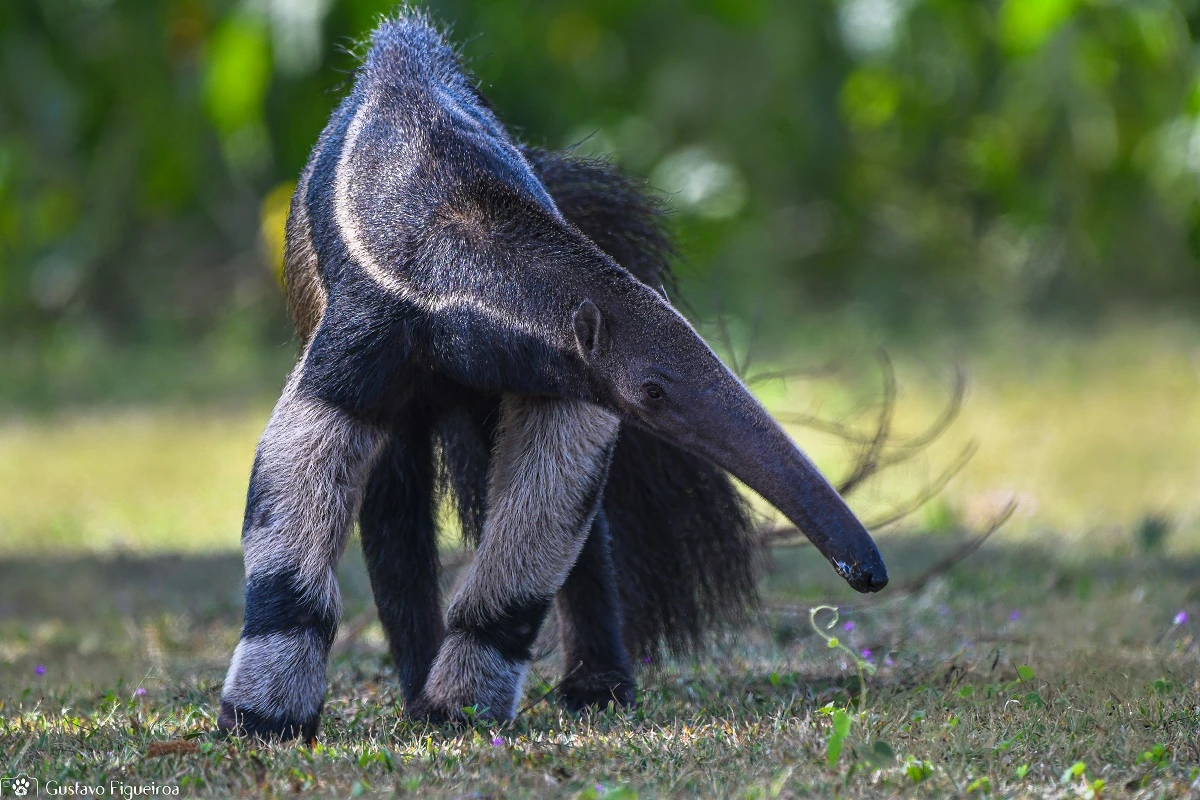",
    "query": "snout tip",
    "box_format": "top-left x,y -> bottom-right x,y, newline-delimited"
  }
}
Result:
837,556 -> 889,594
